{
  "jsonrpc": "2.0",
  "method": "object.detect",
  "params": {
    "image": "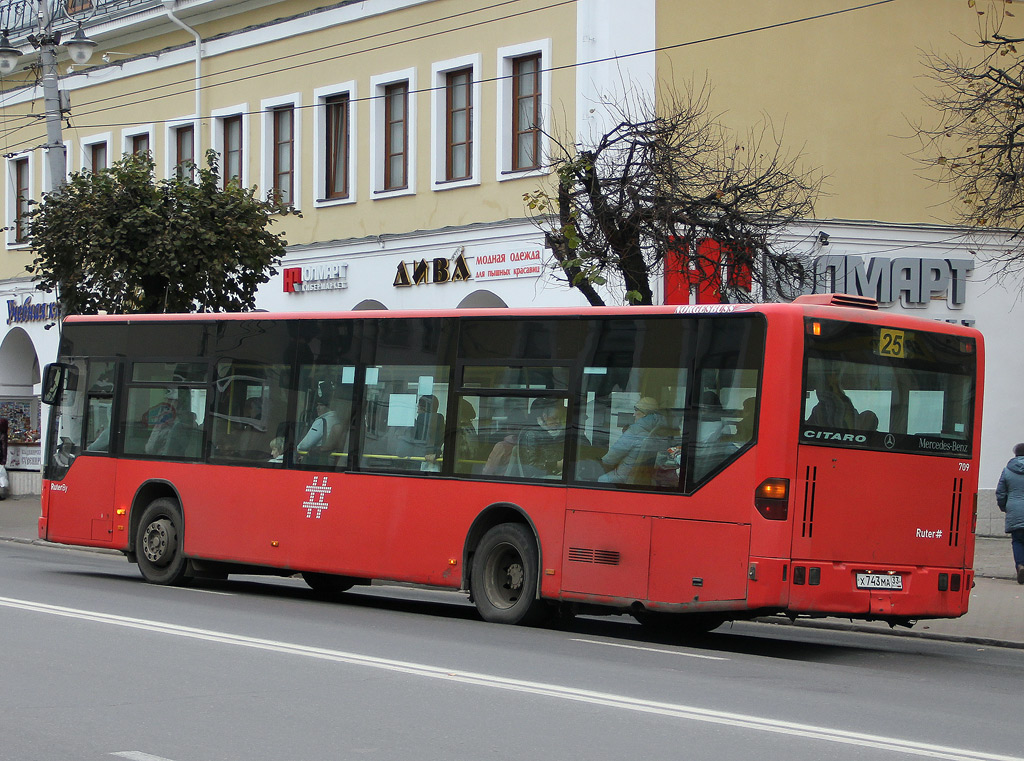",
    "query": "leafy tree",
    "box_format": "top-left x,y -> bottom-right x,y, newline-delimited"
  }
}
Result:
524,82 -> 821,306
916,0 -> 1024,275
27,150 -> 298,314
